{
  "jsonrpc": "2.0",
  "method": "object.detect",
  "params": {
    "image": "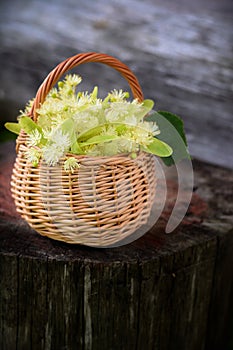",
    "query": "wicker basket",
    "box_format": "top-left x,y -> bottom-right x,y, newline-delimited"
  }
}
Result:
11,52 -> 157,247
